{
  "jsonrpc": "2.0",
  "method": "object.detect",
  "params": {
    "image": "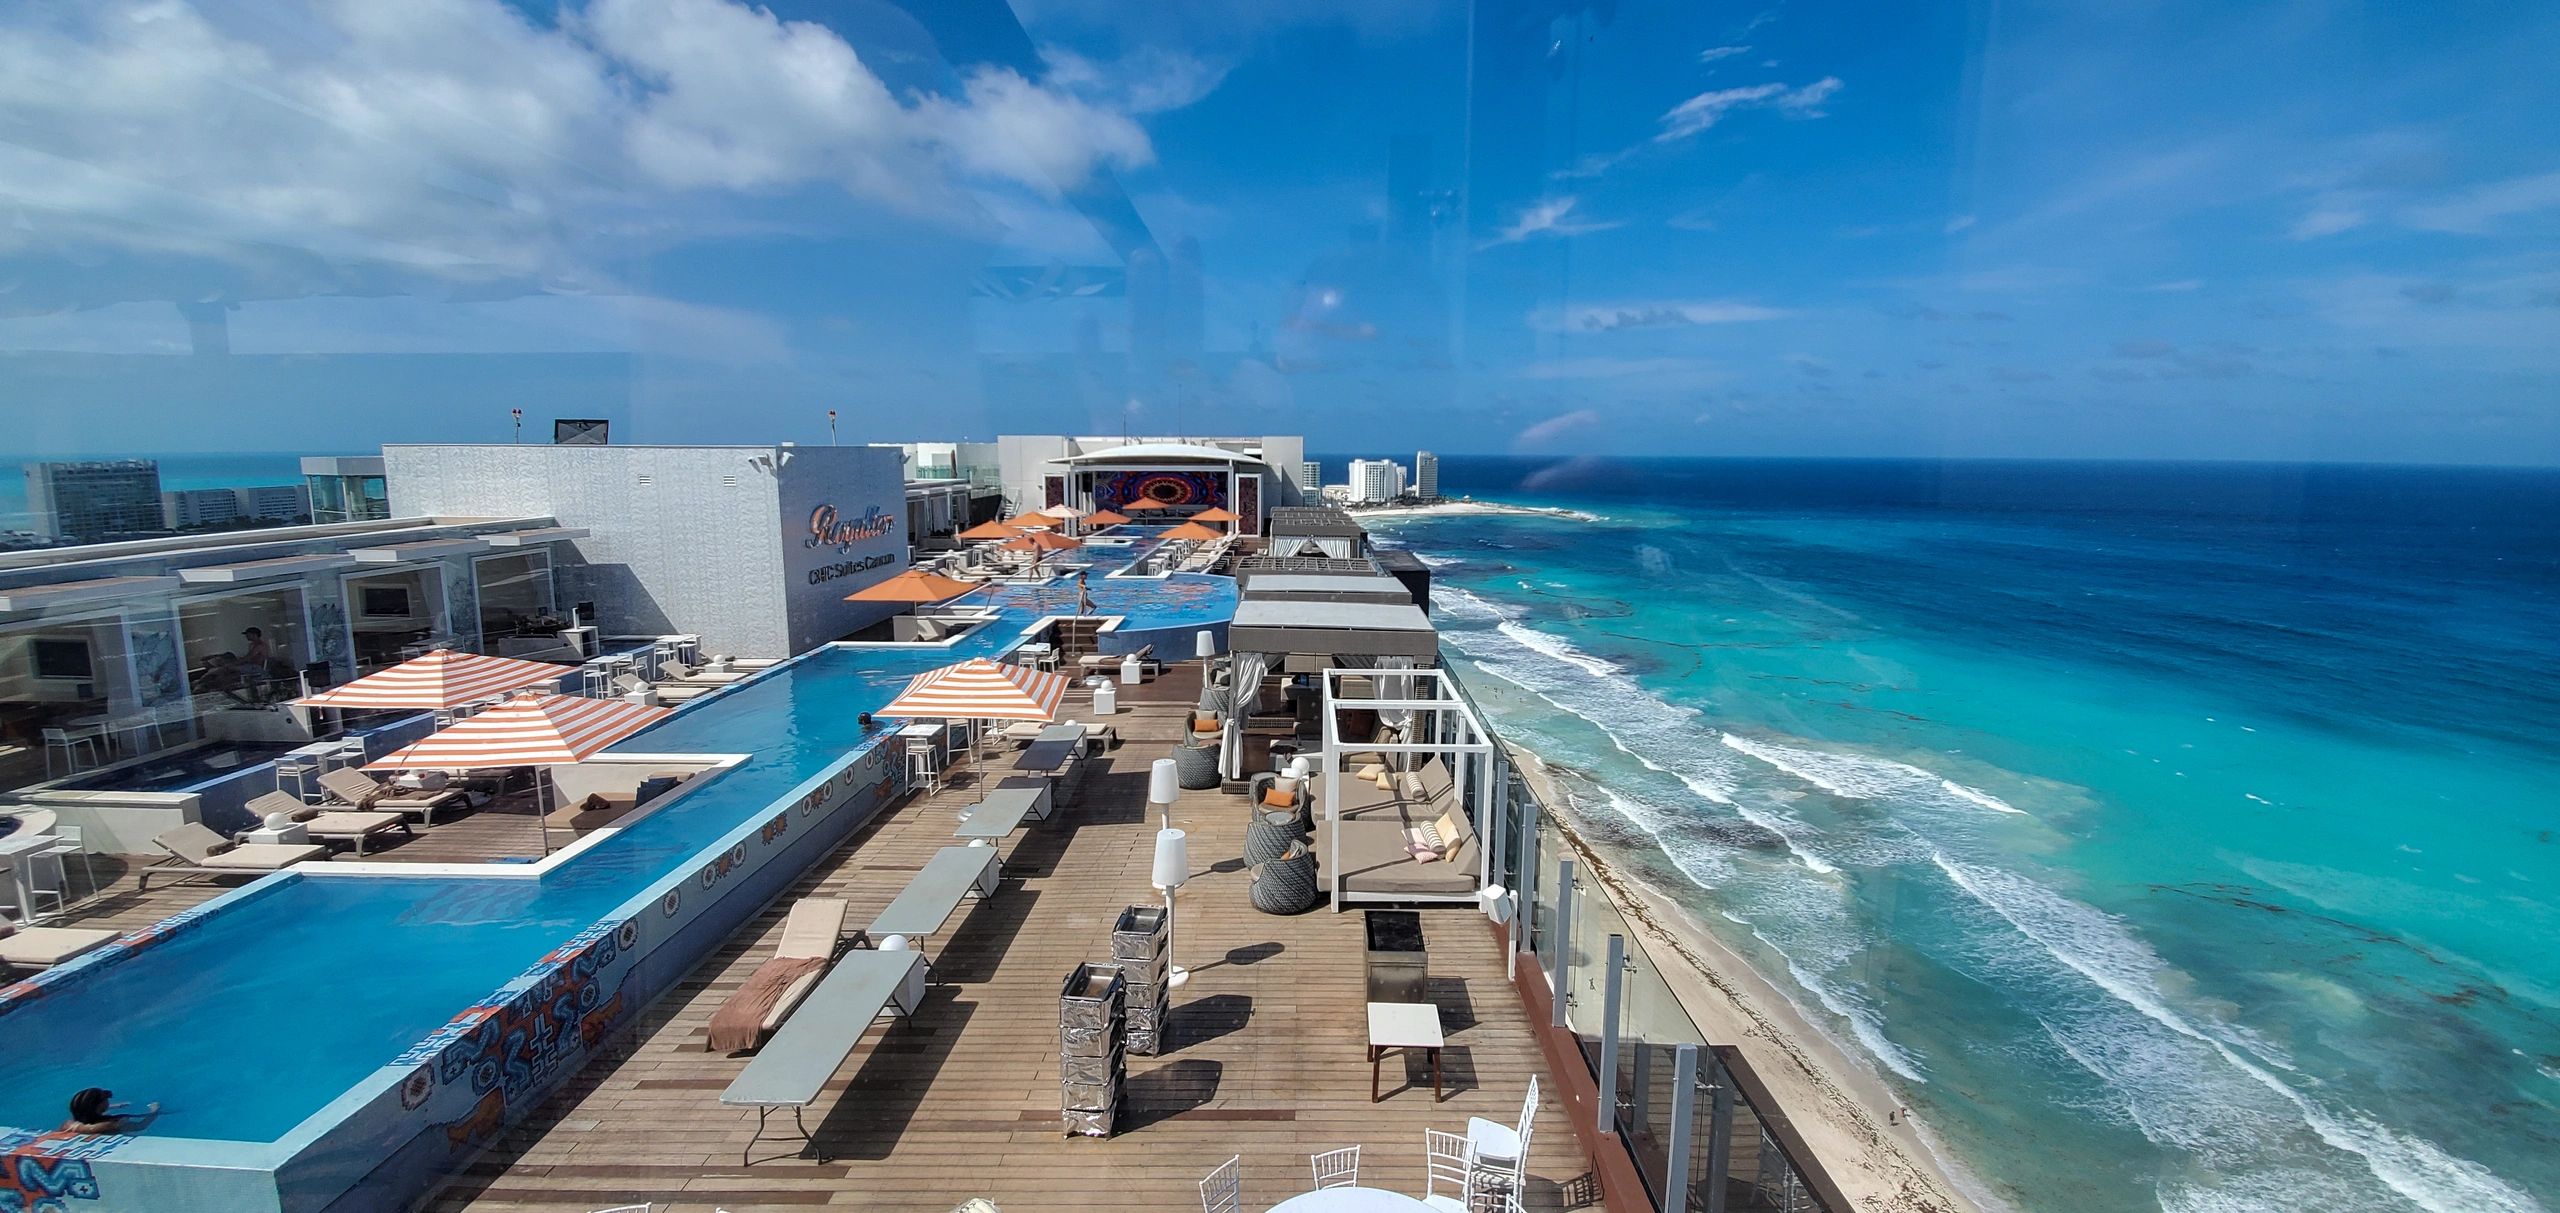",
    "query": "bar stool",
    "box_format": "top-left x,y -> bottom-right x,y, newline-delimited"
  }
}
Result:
41,726 -> 104,777
41,825 -> 97,905
905,744 -> 942,795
